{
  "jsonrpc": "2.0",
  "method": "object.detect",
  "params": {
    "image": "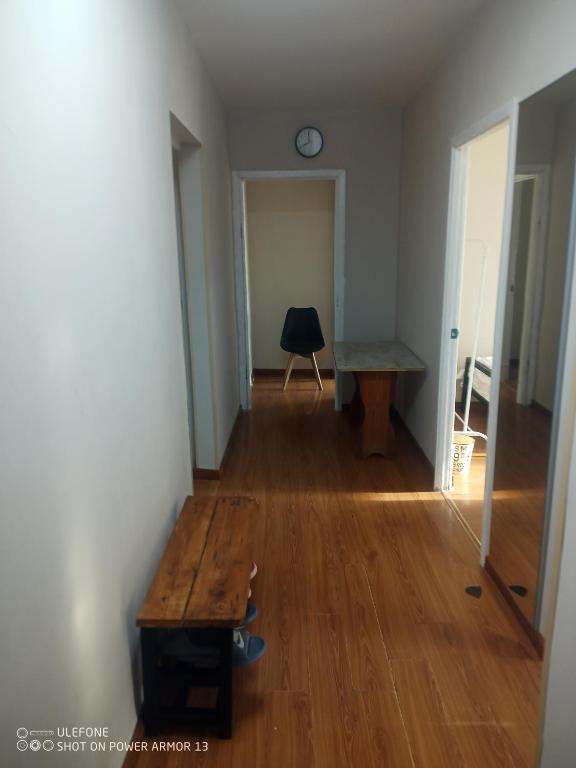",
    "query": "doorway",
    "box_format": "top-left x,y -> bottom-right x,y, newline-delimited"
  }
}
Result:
246,179 -> 334,386
170,114 -> 219,473
502,167 -> 551,406
232,170 -> 346,410
436,104 -> 517,558
172,149 -> 196,471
